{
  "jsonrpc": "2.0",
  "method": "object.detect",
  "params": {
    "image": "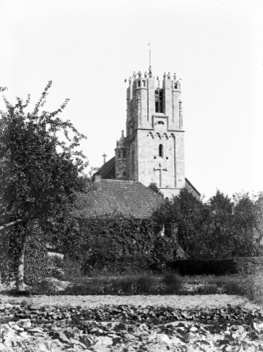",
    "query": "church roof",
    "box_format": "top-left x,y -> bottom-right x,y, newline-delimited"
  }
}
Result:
97,156 -> 200,198
75,178 -> 164,219
97,157 -> 116,179
185,178 -> 201,197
